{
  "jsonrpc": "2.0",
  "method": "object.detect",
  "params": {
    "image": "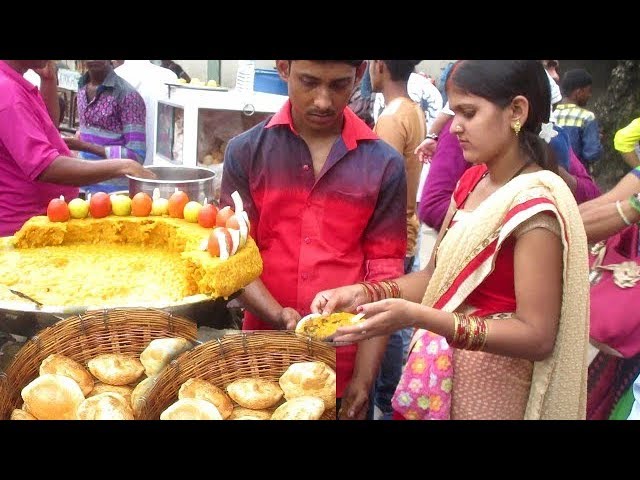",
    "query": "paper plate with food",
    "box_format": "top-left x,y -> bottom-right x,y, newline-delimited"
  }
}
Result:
295,311 -> 365,346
